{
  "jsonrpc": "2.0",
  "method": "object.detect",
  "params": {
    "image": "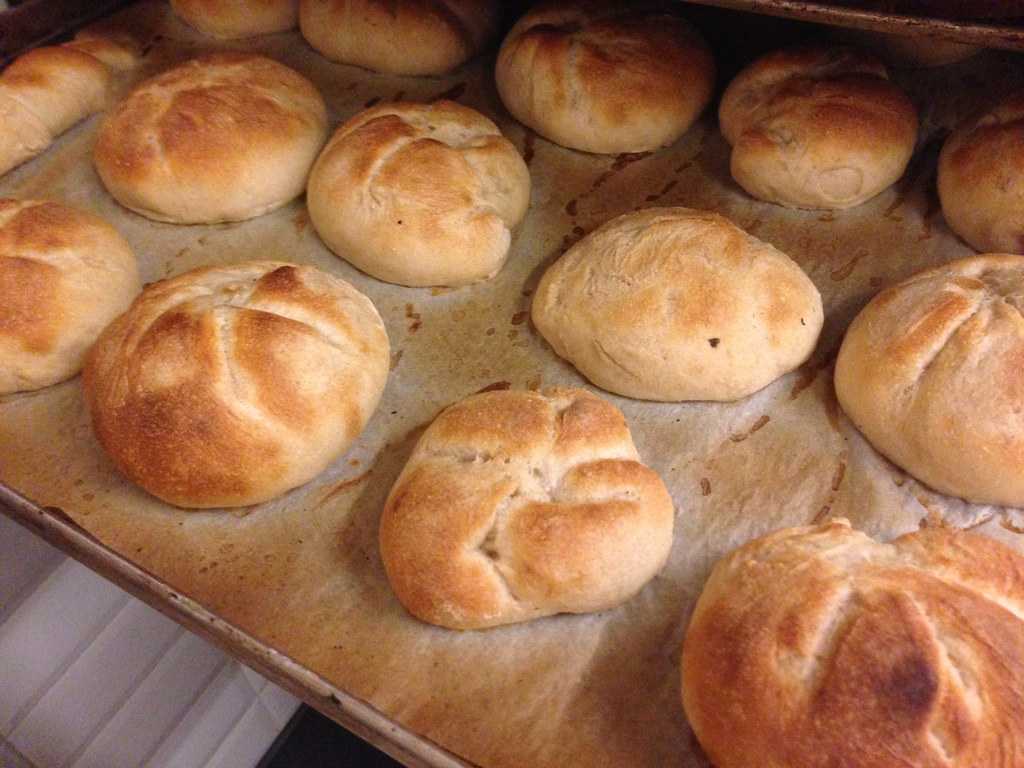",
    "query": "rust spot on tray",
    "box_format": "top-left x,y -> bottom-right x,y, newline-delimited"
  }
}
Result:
1001,514 -> 1024,534
477,381 -> 512,394
527,375 -> 542,391
511,311 -> 528,325
485,327 -> 495,336
364,96 -> 381,108
316,470 -> 373,508
405,303 -> 422,333
390,350 -> 404,370
565,198 -> 578,217
432,82 -> 466,102
831,461 -> 847,491
729,414 -> 770,443
812,503 -> 832,524
430,286 -> 455,296
522,129 -> 536,166
292,209 -> 308,234
830,251 -> 864,282
645,180 -> 678,203
700,478 -> 712,496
